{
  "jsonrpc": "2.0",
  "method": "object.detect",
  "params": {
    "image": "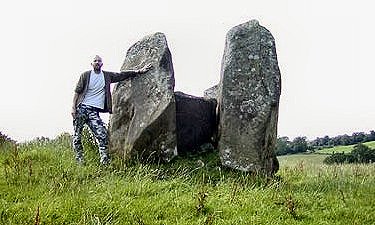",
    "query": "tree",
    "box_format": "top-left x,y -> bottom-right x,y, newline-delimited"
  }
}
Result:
352,132 -> 366,144
276,136 -> 291,155
291,136 -> 308,154
365,130 -> 375,142
317,135 -> 331,146
338,134 -> 351,146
